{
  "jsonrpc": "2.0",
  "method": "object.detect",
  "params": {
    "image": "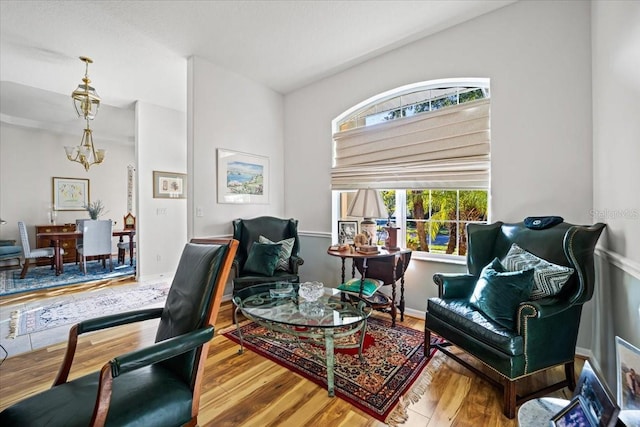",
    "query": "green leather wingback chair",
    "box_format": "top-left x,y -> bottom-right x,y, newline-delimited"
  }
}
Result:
0,238 -> 238,427
425,220 -> 605,418
232,216 -> 304,293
